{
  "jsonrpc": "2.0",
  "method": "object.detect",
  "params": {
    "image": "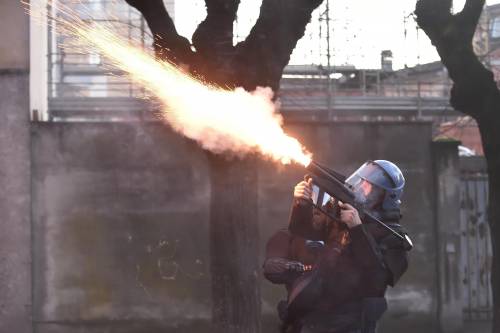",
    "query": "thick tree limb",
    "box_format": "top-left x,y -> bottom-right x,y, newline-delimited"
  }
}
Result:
189,0 -> 241,85
124,0 -> 324,91
459,0 -> 486,36
124,0 -> 194,64
415,0 -> 498,117
192,0 -> 240,60
233,0 -> 323,91
415,0 -> 452,40
416,0 -> 483,45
